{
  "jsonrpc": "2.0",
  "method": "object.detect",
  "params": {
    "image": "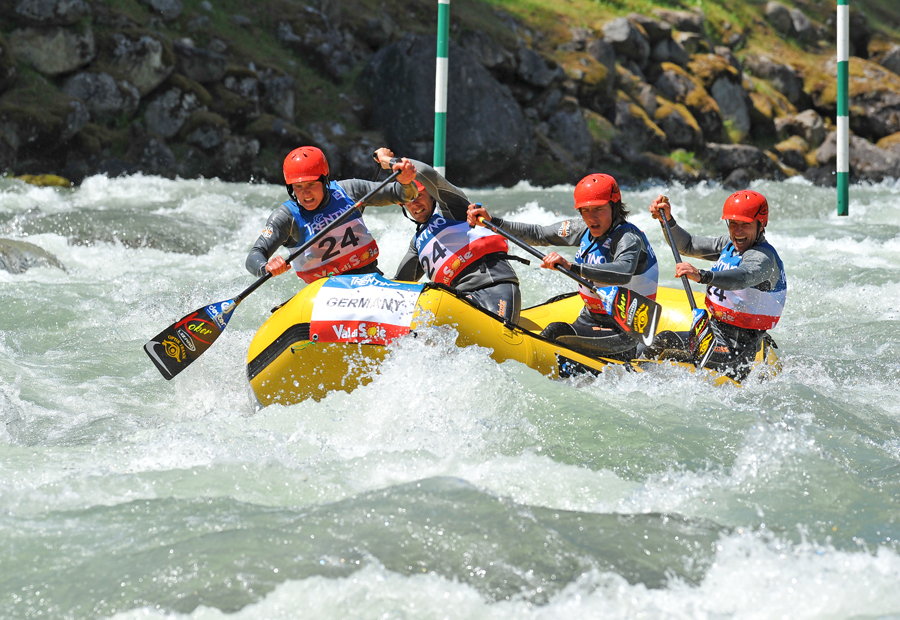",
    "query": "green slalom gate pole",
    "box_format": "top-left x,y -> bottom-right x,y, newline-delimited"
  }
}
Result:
837,0 -> 849,216
434,0 -> 449,177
